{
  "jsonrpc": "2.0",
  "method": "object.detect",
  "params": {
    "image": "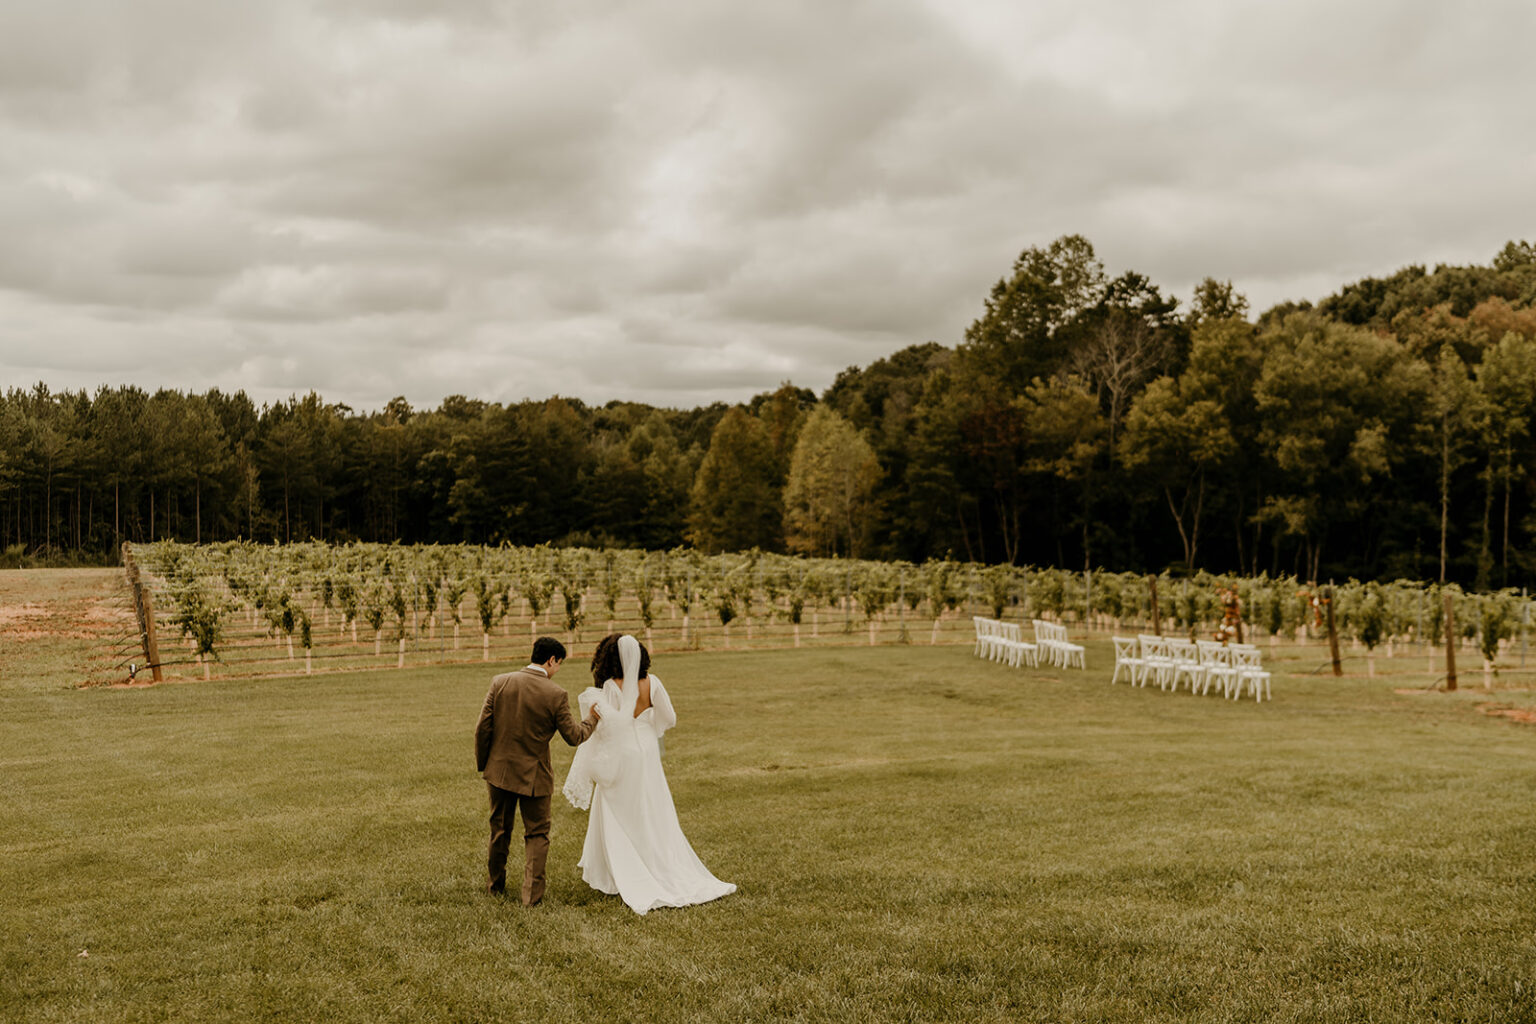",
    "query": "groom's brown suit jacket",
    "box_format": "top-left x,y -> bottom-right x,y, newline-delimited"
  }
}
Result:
475,666 -> 597,796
